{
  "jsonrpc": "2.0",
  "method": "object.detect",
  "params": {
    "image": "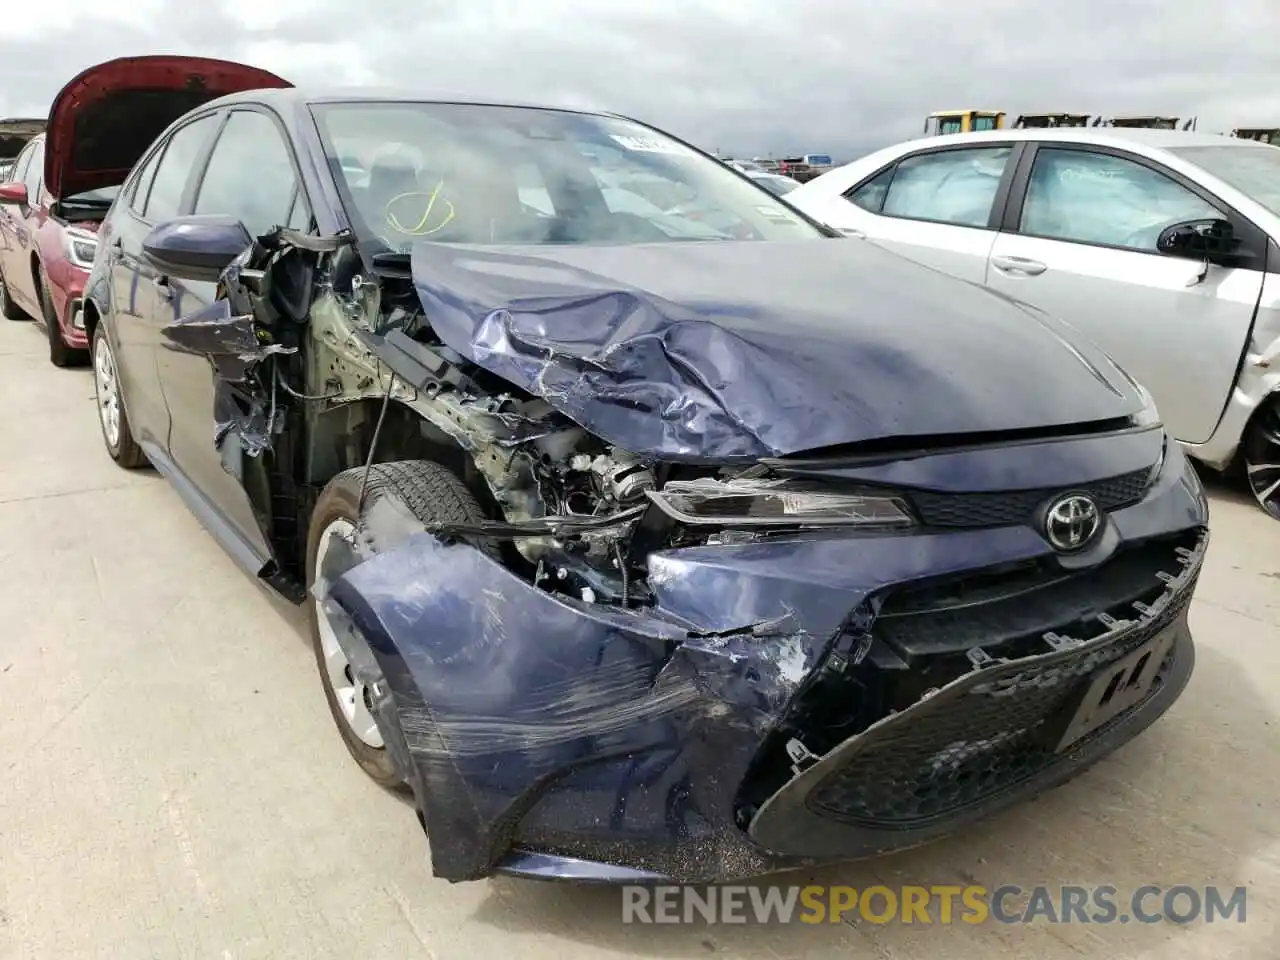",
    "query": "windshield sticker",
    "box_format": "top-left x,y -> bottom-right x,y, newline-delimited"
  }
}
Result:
756,204 -> 800,224
609,134 -> 693,156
